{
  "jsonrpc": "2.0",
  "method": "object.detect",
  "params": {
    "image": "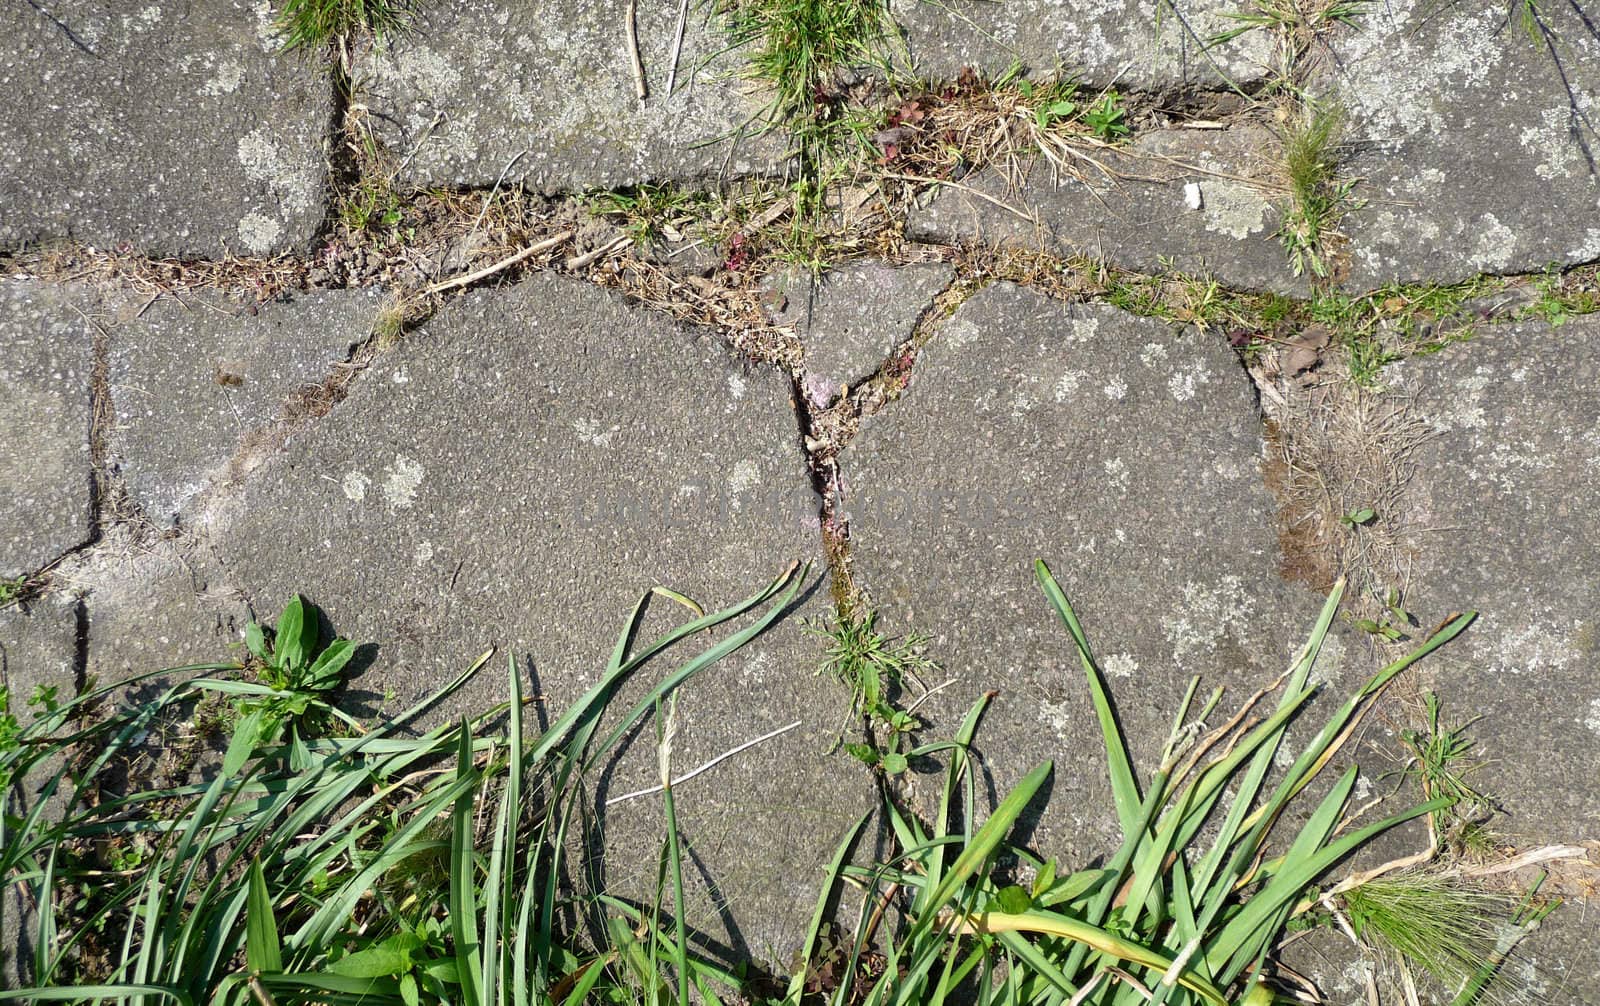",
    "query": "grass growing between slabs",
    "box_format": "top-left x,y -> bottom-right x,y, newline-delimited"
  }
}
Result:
1,562 -> 1560,1005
